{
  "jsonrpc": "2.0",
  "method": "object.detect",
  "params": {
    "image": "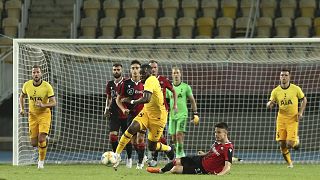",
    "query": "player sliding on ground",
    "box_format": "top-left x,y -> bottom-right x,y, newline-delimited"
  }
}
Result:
113,64 -> 174,170
147,122 -> 233,175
